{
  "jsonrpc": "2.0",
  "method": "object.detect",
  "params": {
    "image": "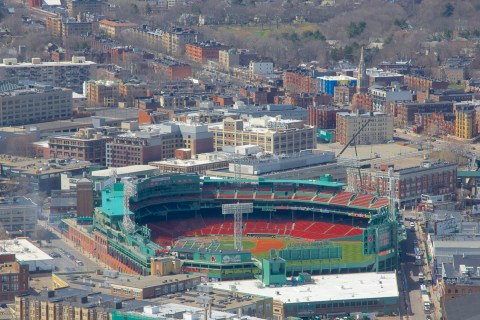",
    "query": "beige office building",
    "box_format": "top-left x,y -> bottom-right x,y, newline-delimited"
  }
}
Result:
209,117 -> 315,154
336,111 -> 393,145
